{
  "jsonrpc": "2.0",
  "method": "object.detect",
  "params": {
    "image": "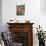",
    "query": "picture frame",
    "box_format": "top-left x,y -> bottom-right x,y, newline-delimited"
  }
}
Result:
16,5 -> 25,16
